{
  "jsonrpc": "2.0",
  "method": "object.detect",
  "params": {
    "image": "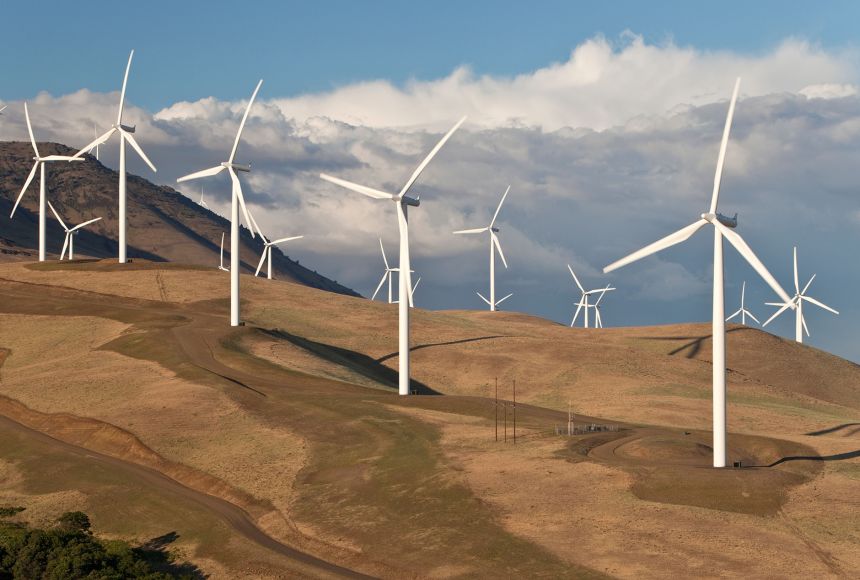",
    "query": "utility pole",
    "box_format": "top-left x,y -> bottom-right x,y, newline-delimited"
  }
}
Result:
504,401 -> 507,442
513,379 -> 517,444
494,377 -> 498,442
